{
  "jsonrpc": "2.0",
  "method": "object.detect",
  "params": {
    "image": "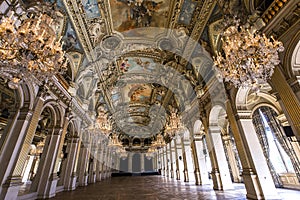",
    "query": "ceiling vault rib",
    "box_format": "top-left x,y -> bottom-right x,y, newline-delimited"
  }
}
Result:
63,0 -> 94,61
180,0 -> 217,64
